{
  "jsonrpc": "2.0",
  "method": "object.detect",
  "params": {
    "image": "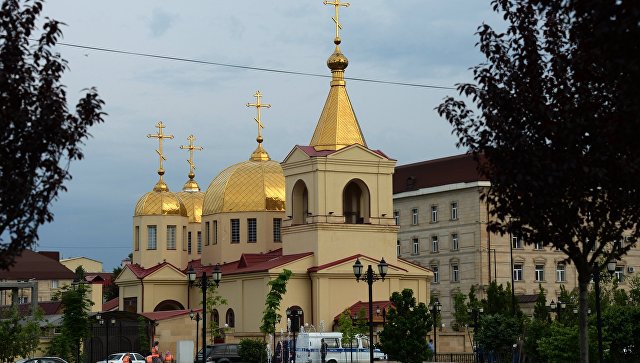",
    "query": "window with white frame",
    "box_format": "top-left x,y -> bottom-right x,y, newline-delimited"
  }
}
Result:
432,265 -> 439,283
535,264 -> 545,281
147,225 -> 157,250
197,231 -> 202,254
556,263 -> 566,282
394,211 -> 399,226
411,208 -> 419,225
451,264 -> 460,282
231,219 -> 240,243
18,296 -> 28,304
431,205 -> 438,222
451,233 -> 459,251
247,218 -> 257,243
615,266 -> 625,282
412,238 -> 419,255
432,235 -> 439,252
451,202 -> 458,220
513,263 -> 523,281
534,242 -> 543,250
512,235 -> 523,249
51,280 -> 59,289
166,225 -> 176,250
397,240 -> 400,256
273,218 -> 282,242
